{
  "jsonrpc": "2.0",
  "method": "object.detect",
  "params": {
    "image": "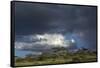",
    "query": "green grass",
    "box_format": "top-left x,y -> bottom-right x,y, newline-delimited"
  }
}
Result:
15,47 -> 97,67
15,59 -> 72,66
15,53 -> 97,66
